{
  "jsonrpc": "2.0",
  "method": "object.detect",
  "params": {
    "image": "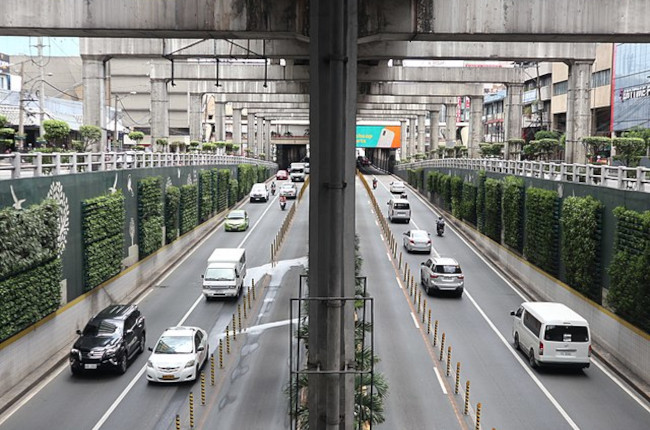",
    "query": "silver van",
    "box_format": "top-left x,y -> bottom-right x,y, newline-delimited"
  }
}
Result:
387,198 -> 410,223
